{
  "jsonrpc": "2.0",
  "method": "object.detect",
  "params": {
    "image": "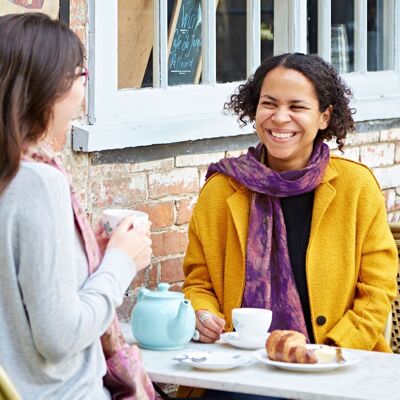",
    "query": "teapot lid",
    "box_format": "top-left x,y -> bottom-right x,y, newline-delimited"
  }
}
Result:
144,283 -> 184,299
